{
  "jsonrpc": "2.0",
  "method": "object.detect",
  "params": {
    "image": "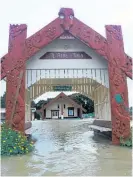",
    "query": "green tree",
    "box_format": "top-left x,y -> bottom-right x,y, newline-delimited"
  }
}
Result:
31,100 -> 36,108
69,93 -> 94,113
34,112 -> 41,120
1,92 -> 6,108
35,100 -> 48,110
